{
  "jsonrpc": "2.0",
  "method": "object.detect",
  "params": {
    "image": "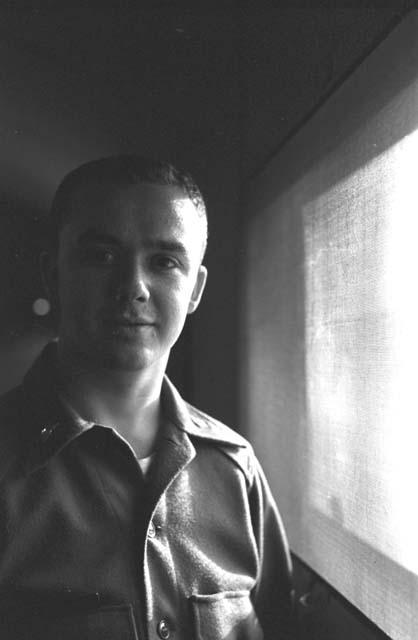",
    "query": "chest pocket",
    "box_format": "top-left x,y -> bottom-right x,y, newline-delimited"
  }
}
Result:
0,601 -> 139,640
190,590 -> 264,640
